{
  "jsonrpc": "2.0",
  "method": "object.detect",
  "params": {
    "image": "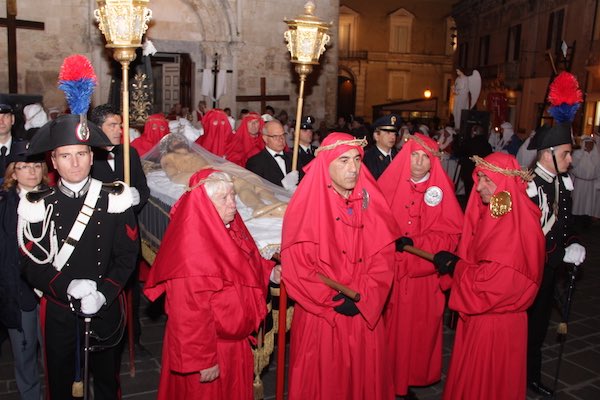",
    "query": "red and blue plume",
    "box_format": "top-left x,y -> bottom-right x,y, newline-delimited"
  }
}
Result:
547,71 -> 583,124
58,55 -> 97,115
